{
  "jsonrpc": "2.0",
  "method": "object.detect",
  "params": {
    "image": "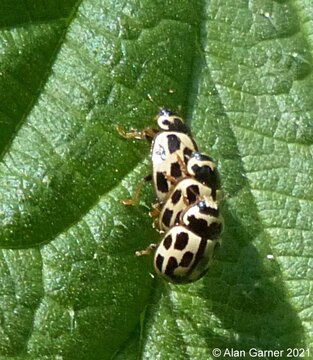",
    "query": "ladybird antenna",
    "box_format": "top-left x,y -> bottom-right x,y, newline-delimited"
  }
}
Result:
147,94 -> 177,117
147,93 -> 156,104
147,94 -> 166,121
147,93 -> 165,111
